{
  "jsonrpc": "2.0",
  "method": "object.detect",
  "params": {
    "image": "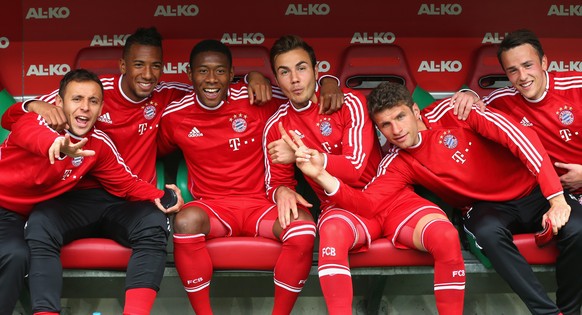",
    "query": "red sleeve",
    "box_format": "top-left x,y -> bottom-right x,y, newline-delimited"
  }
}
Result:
10,112 -> 60,157
325,91 -> 377,185
329,151 -> 413,218
263,113 -> 298,203
463,103 -> 563,199
90,131 -> 164,201
2,89 -> 59,130
157,106 -> 178,157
